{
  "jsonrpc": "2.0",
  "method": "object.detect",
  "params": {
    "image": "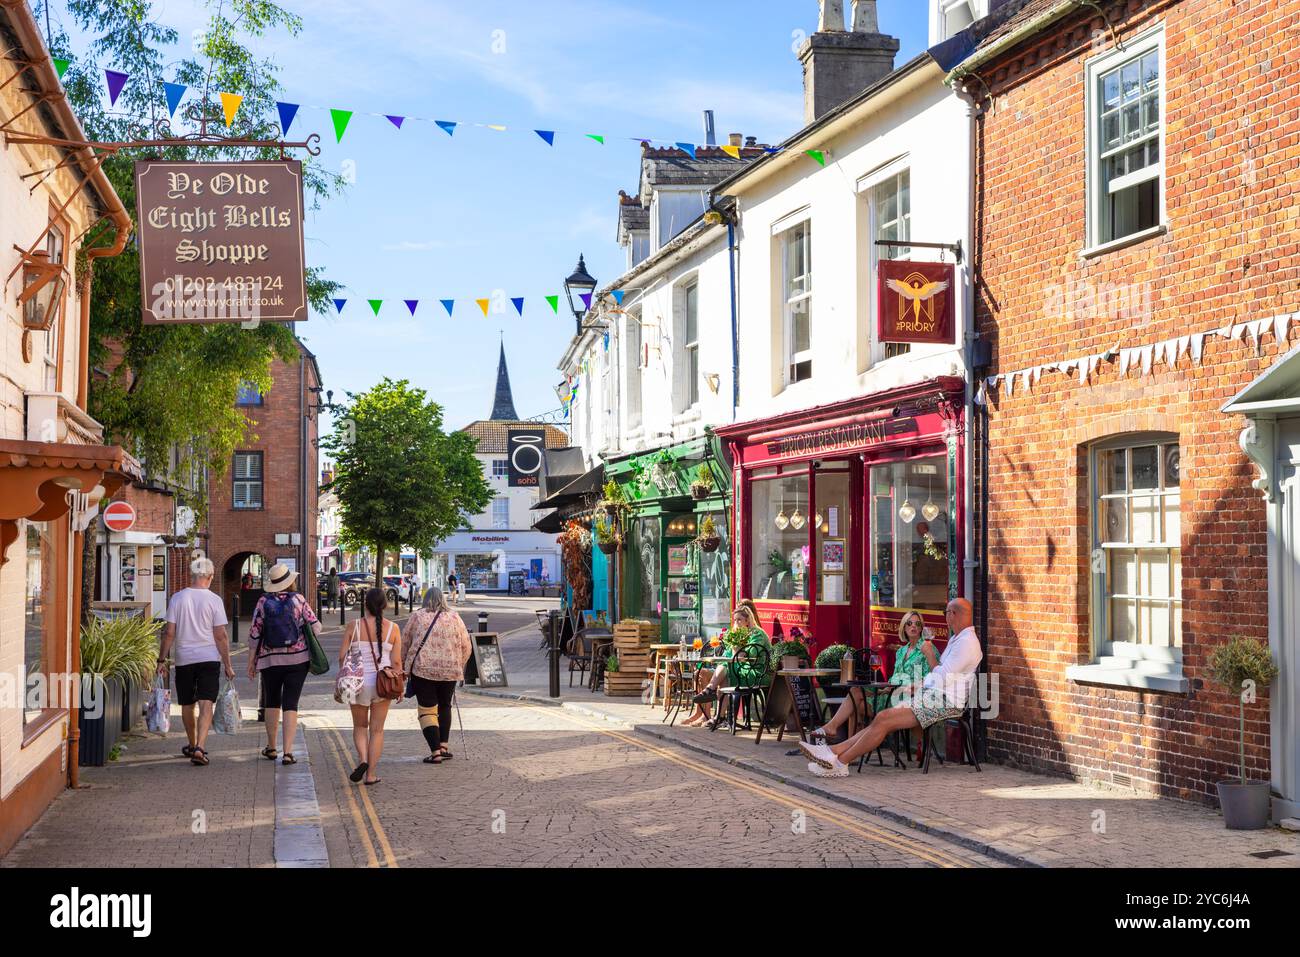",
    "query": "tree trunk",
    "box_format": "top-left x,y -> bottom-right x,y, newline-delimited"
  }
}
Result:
80,524 -> 97,627
374,544 -> 385,591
